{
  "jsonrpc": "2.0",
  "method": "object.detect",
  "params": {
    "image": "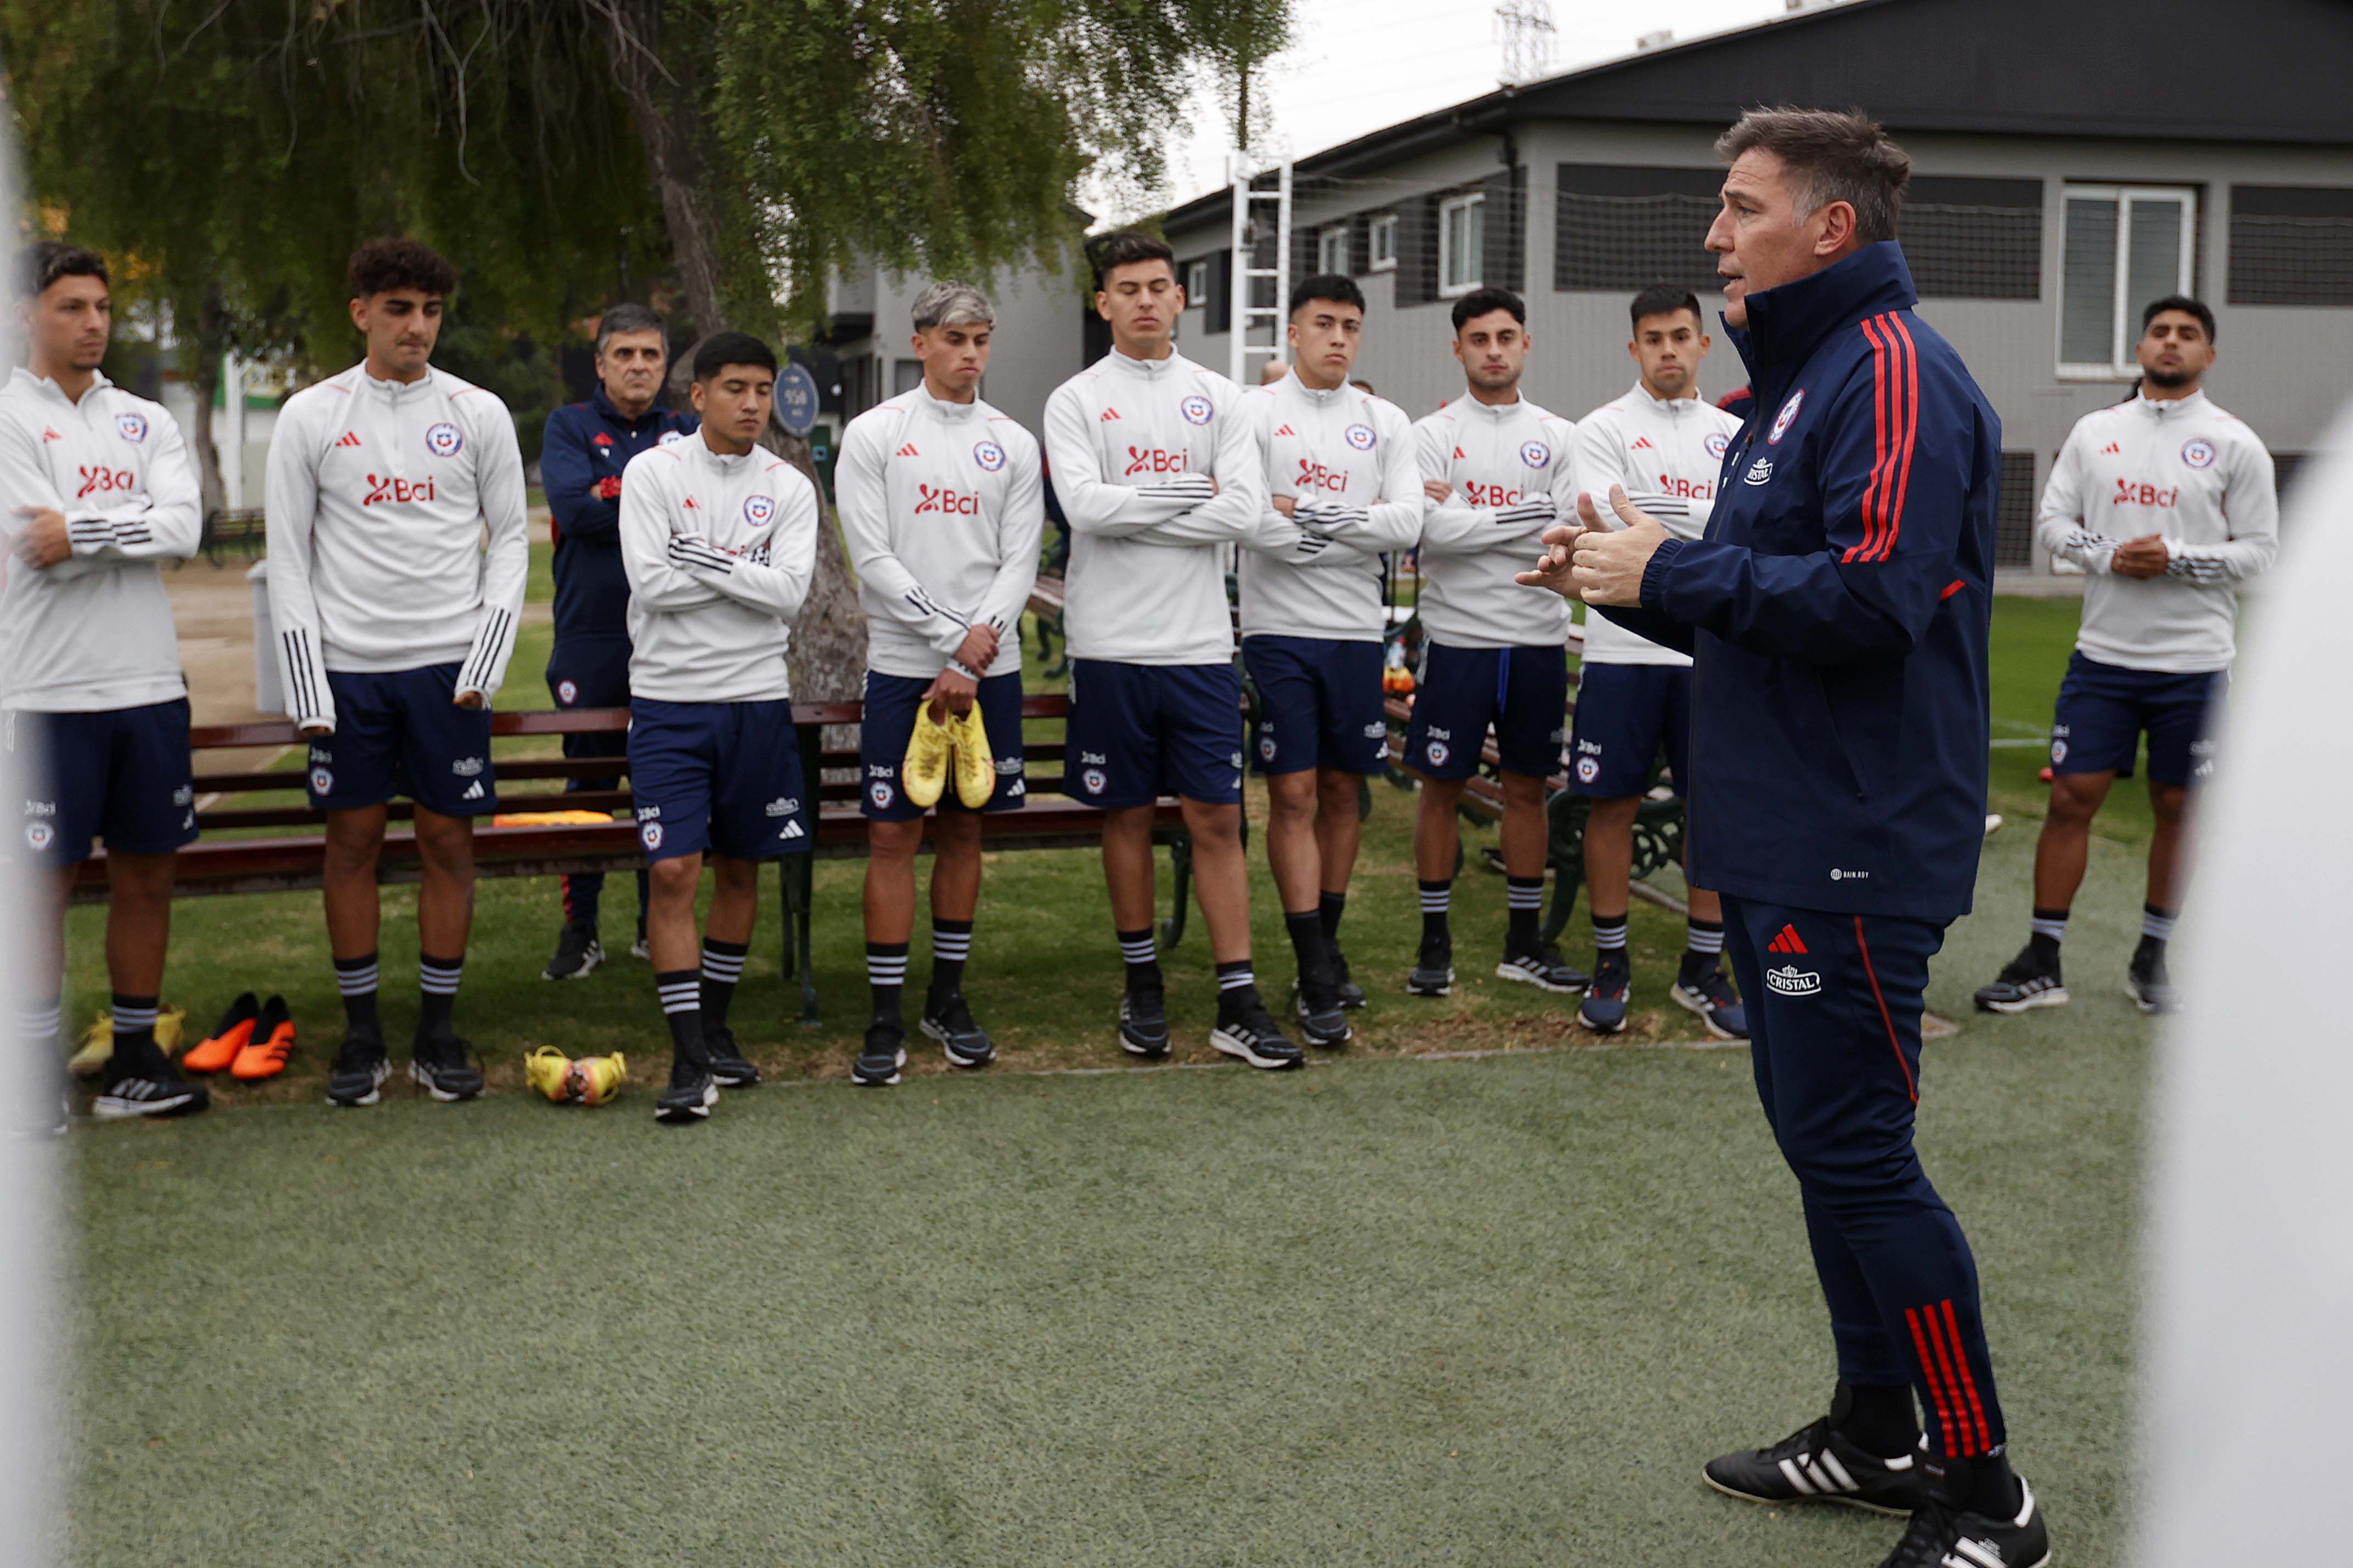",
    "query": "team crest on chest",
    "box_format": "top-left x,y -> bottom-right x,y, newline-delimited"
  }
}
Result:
2181,438 -> 2216,470
114,412 -> 149,443
973,440 -> 1006,472
742,493 -> 776,525
1767,390 -> 1805,445
1344,423 -> 1376,451
425,421 -> 464,458
1519,440 -> 1550,469
1705,431 -> 1731,458
1179,395 -> 1214,426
